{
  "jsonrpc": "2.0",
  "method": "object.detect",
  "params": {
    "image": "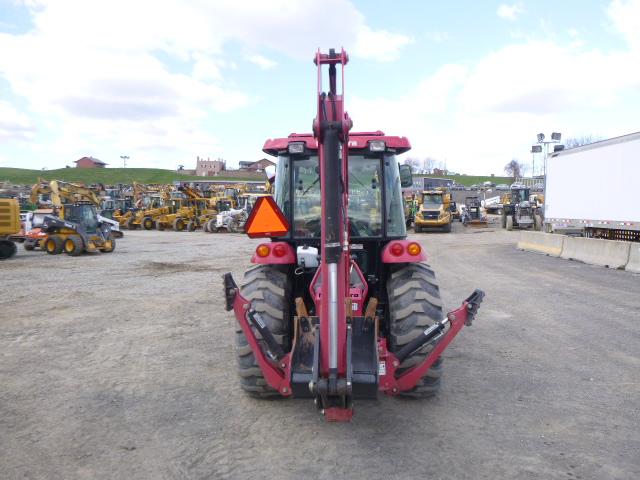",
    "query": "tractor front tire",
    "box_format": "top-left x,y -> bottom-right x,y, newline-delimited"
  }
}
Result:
207,219 -> 217,232
173,218 -> 185,231
63,235 -> 83,256
187,220 -> 196,232
387,263 -> 444,397
142,216 -> 155,230
100,238 -> 116,253
156,220 -> 165,231
235,265 -> 291,398
501,213 -> 507,229
534,214 -> 542,231
45,235 -> 64,255
0,240 -> 17,260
